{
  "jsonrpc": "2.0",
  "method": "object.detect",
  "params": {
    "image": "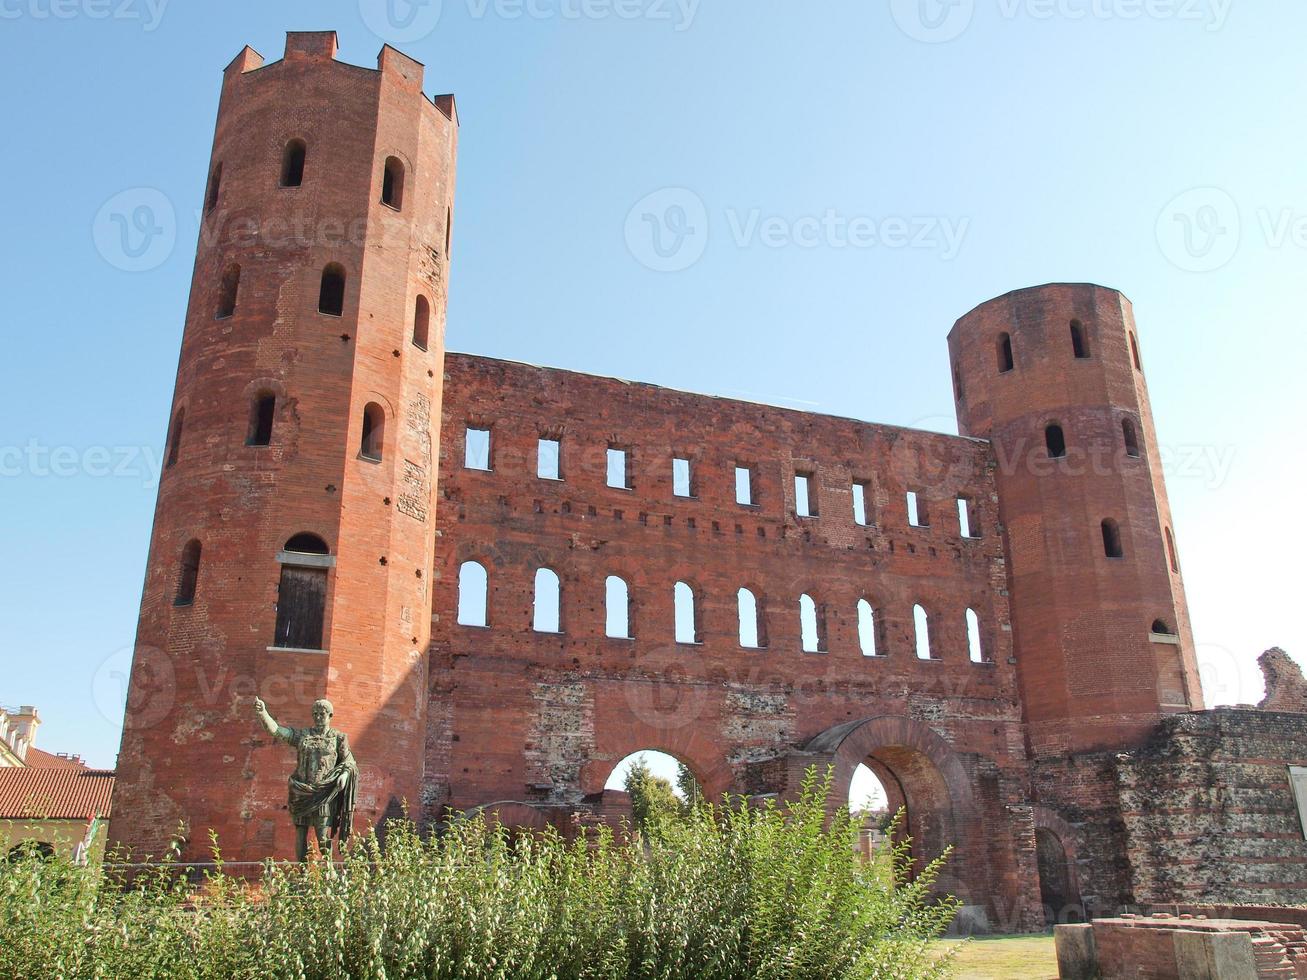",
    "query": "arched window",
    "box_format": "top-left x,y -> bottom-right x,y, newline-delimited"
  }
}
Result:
857,599 -> 879,657
997,332 -> 1014,373
1122,417 -> 1141,458
913,604 -> 933,660
738,588 -> 765,649
1129,331 -> 1143,371
457,561 -> 488,627
412,295 -> 430,351
360,403 -> 384,461
799,593 -> 826,653
175,539 -> 201,606
205,162 -> 222,213
966,608 -> 985,663
1069,319 -> 1090,359
1101,519 -> 1124,559
274,534 -> 330,651
674,581 -> 700,644
247,392 -> 275,447
381,156 -> 405,210
280,139 -> 306,187
216,263 -> 240,319
318,263 -> 346,316
605,575 -> 630,639
1045,423 -> 1067,459
533,568 -> 561,633
1151,619 -> 1175,636
166,408 -> 184,468
1165,527 -> 1179,573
